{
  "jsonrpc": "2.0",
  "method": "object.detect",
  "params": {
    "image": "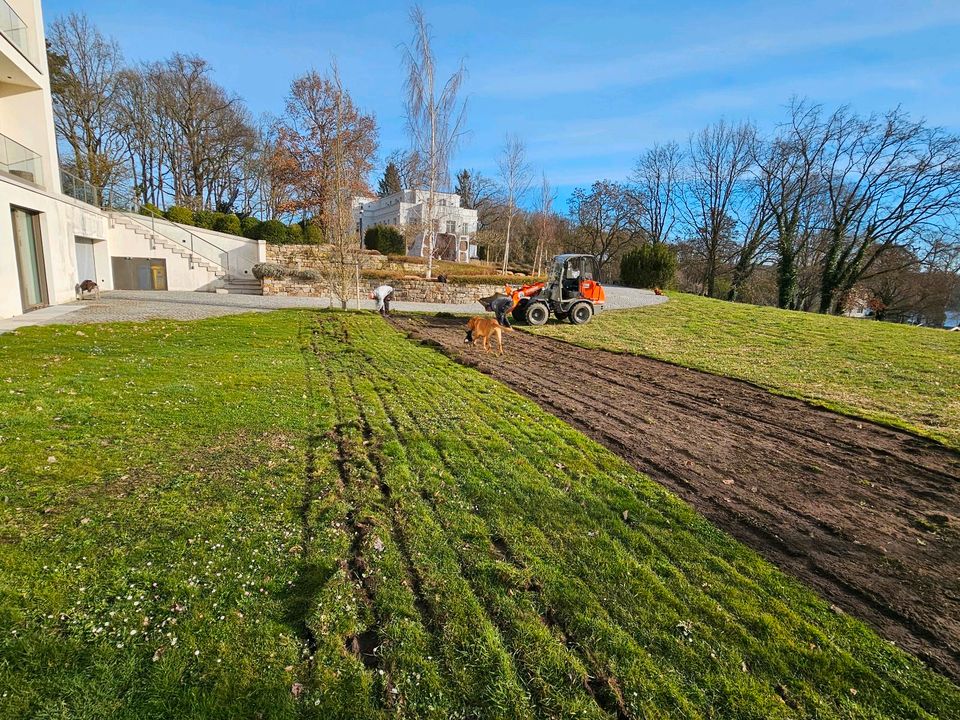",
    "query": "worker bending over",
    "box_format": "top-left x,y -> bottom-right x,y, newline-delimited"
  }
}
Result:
370,284 -> 394,316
